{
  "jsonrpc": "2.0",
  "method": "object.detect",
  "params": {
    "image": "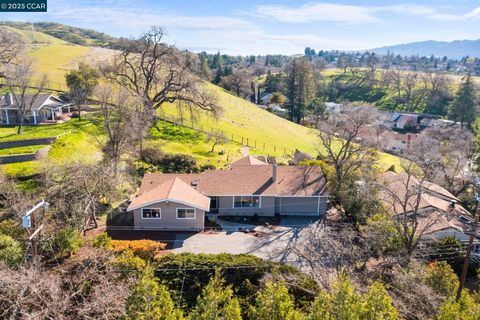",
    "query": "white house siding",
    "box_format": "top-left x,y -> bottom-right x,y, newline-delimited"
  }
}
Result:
216,196 -> 276,217
133,200 -> 205,231
275,196 -> 326,216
